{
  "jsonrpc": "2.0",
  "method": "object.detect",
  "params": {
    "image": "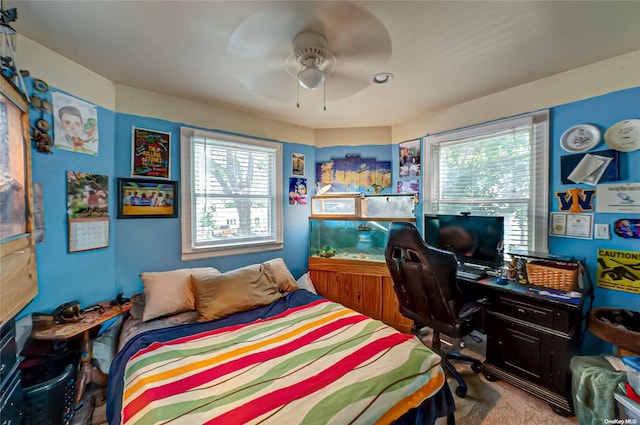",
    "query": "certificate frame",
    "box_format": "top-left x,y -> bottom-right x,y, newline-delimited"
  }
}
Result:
549,212 -> 593,239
